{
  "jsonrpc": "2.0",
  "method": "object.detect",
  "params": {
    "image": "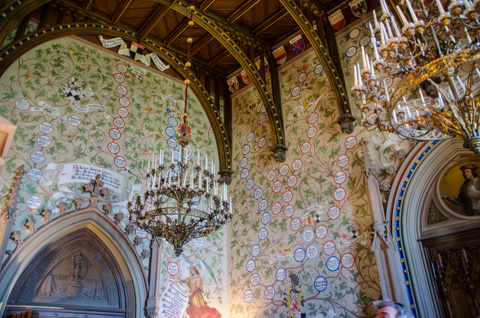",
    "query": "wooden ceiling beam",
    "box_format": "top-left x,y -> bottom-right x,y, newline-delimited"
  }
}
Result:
156,0 -> 269,48
226,0 -> 261,24
137,4 -> 170,42
208,49 -> 231,67
199,0 -> 216,11
190,33 -> 214,55
164,19 -> 190,46
112,0 -> 134,24
82,0 -> 94,10
252,8 -> 288,36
